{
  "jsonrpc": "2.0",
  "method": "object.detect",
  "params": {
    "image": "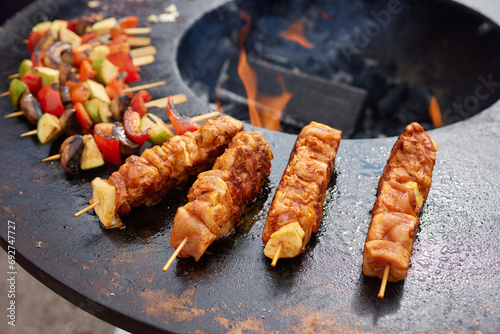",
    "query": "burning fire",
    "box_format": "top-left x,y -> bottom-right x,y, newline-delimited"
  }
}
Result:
279,19 -> 315,49
237,12 -> 294,131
